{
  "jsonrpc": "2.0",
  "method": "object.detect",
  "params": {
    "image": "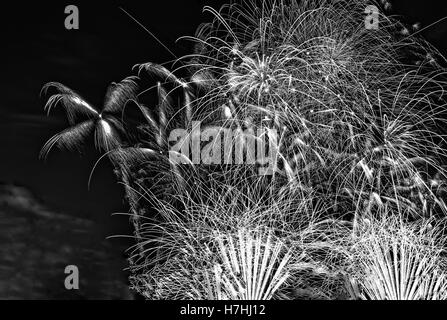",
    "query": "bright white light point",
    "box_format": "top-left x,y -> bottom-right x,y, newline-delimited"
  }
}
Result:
101,120 -> 112,136
223,106 -> 232,118
71,96 -> 97,114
